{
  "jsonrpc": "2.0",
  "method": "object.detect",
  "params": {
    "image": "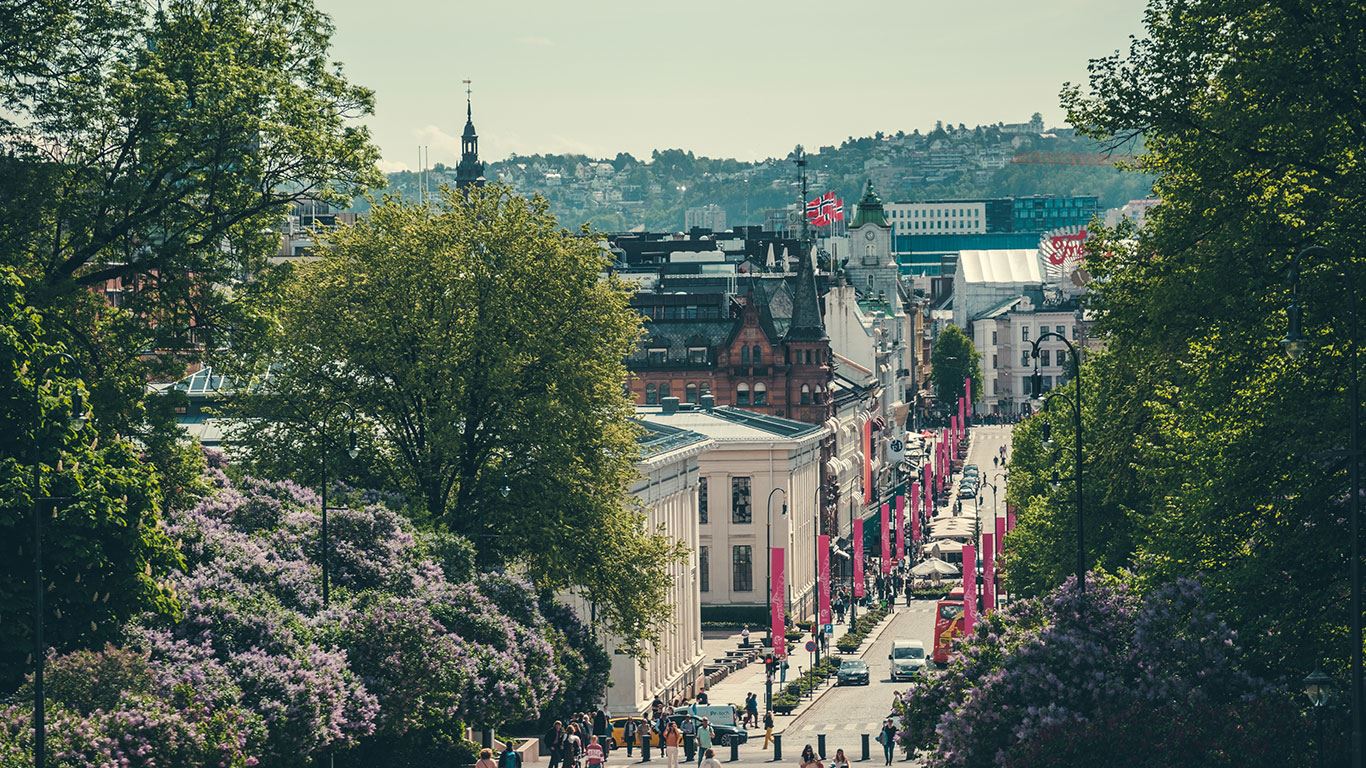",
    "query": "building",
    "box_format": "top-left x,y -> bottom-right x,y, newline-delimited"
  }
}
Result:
637,400 -> 827,623
595,420 -> 712,712
884,200 -> 991,237
684,204 -> 728,233
969,290 -> 1088,416
1104,198 -> 1161,229
1010,195 -> 1099,233
951,249 -> 1045,328
454,86 -> 485,190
